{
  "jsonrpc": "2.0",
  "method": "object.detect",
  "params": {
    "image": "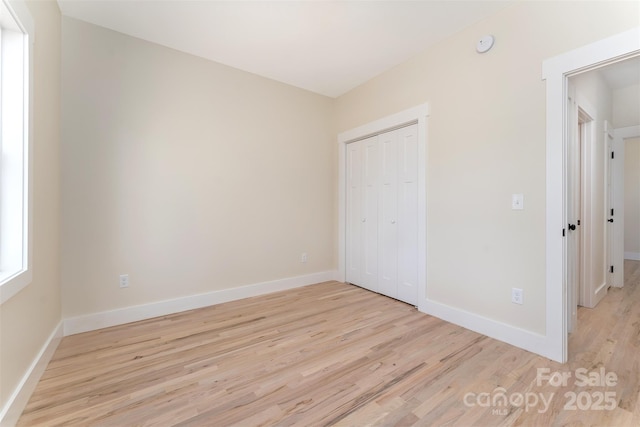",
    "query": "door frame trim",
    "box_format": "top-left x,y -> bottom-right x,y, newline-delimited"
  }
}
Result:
543,27 -> 640,363
337,103 -> 429,308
